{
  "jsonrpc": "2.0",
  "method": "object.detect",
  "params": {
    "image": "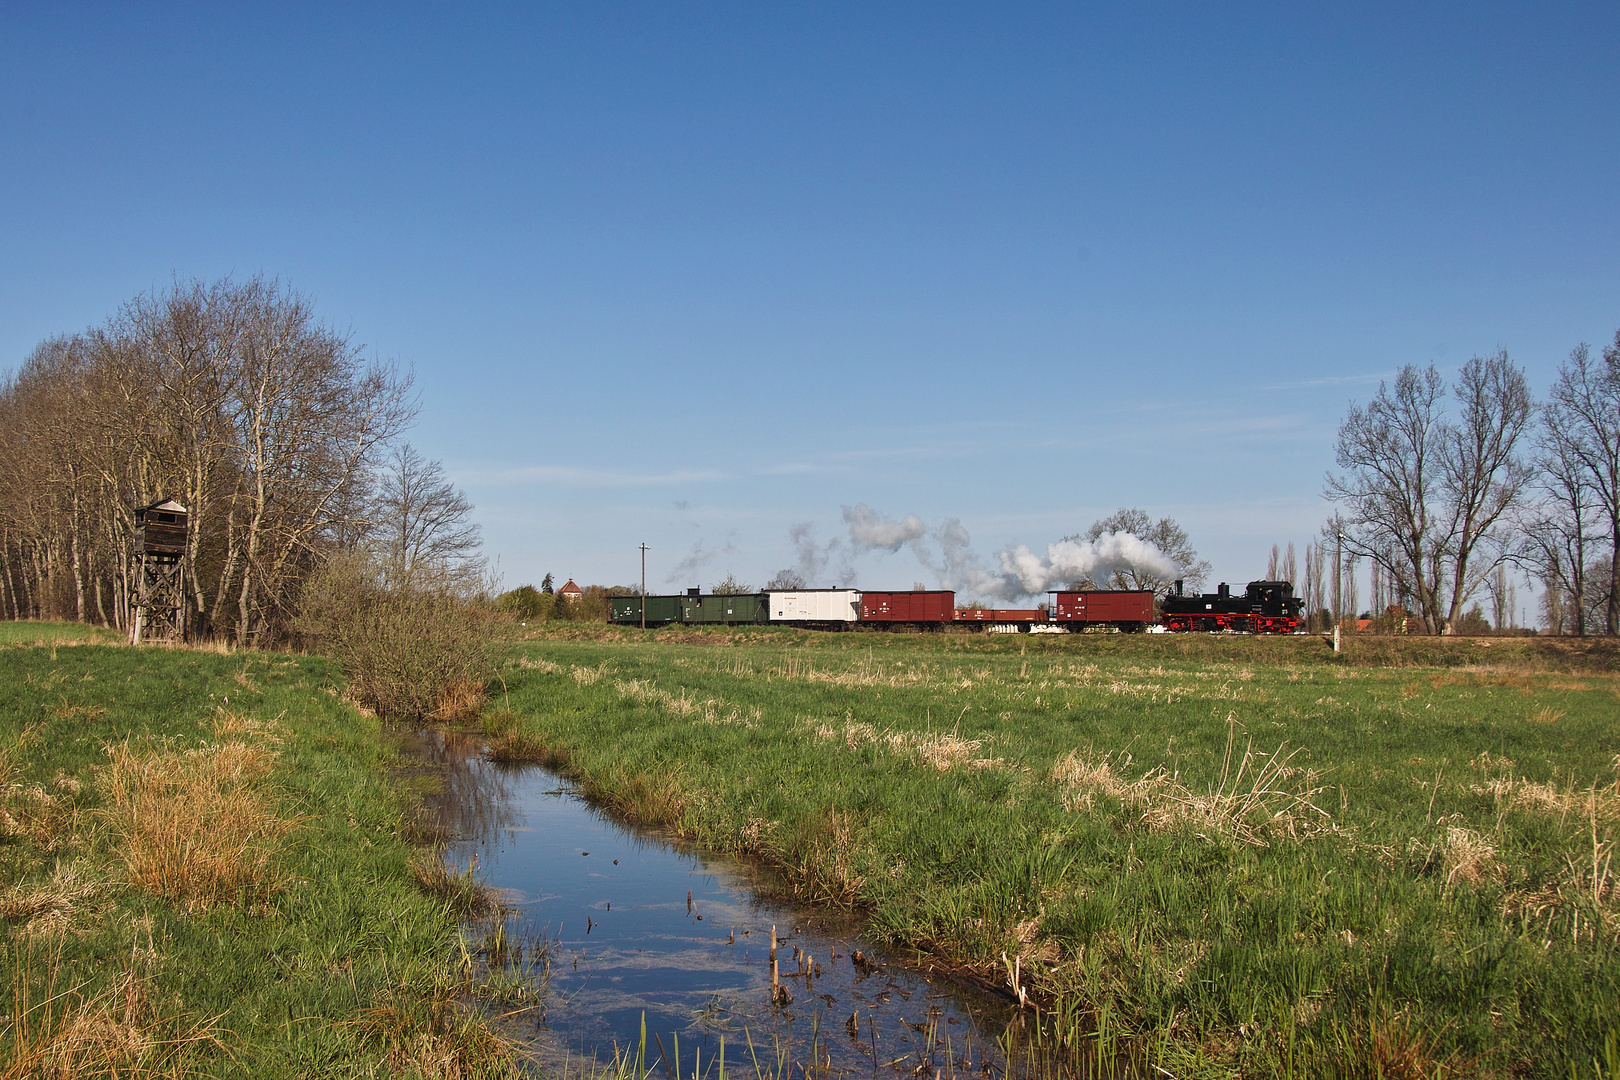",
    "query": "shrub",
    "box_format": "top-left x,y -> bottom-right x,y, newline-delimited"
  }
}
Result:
298,552 -> 496,722
496,585 -> 550,620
